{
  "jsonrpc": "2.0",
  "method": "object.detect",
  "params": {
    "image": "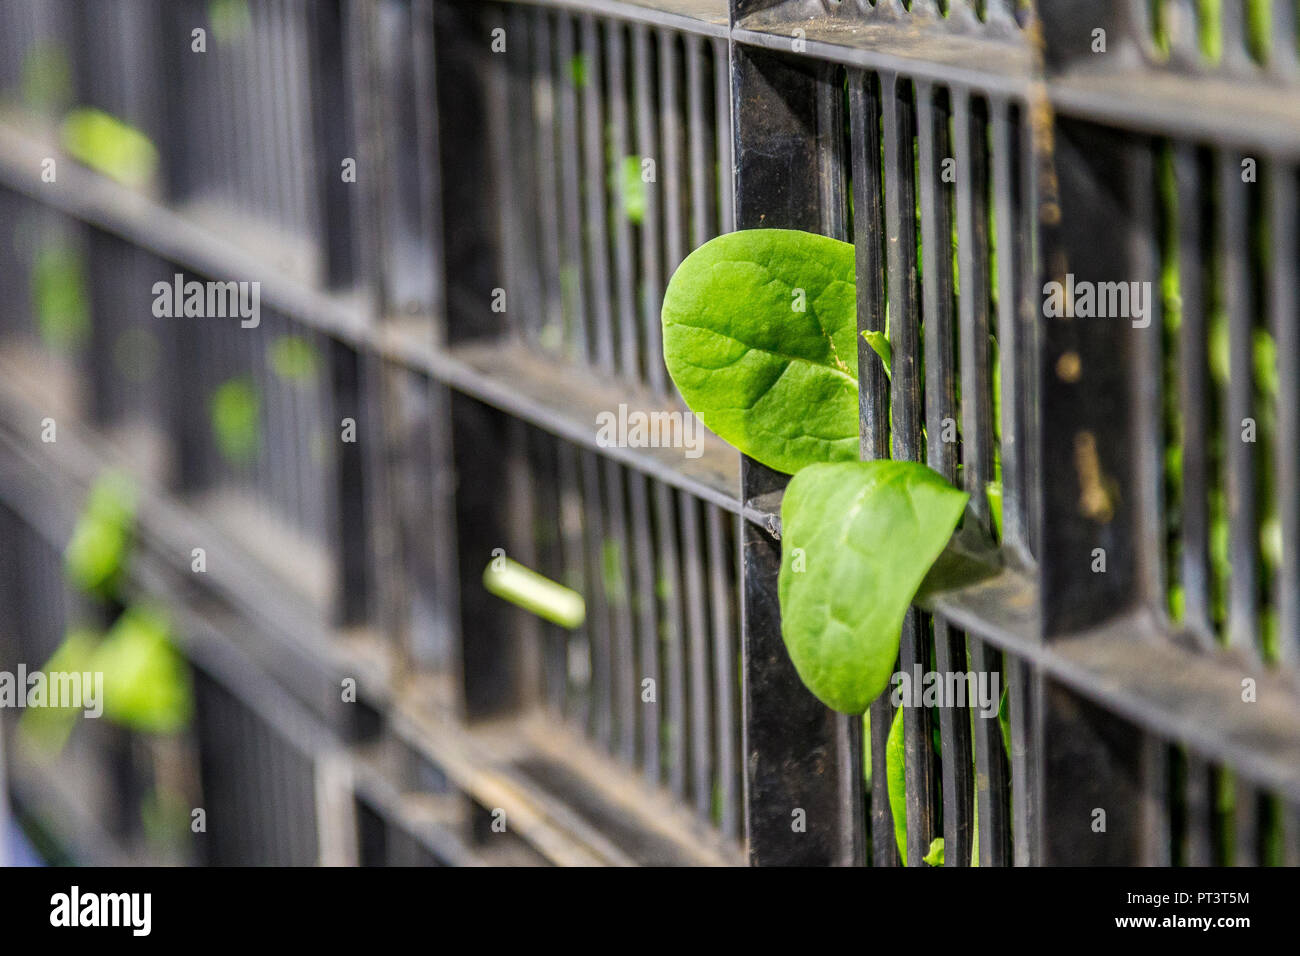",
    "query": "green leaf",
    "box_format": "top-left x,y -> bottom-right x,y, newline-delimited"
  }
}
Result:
64,516 -> 128,596
18,628 -> 100,753
209,377 -> 261,465
92,605 -> 192,734
986,479 -> 1003,540
601,538 -> 627,605
1199,0 -> 1223,62
923,837 -> 945,867
862,330 -> 891,381
208,0 -> 252,44
569,53 -> 588,88
32,241 -> 90,352
1254,328 -> 1278,397
1262,512 -> 1282,570
60,107 -> 158,188
267,335 -> 322,384
662,229 -> 859,474
615,155 -> 647,226
778,460 -> 969,714
887,706 -> 907,862
888,700 -> 988,867
64,471 -> 137,596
